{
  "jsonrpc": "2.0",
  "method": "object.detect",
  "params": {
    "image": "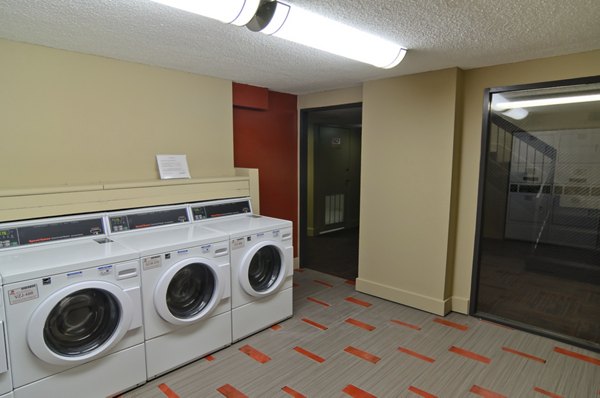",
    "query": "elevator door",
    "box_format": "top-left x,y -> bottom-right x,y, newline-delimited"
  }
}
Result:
471,78 -> 600,352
